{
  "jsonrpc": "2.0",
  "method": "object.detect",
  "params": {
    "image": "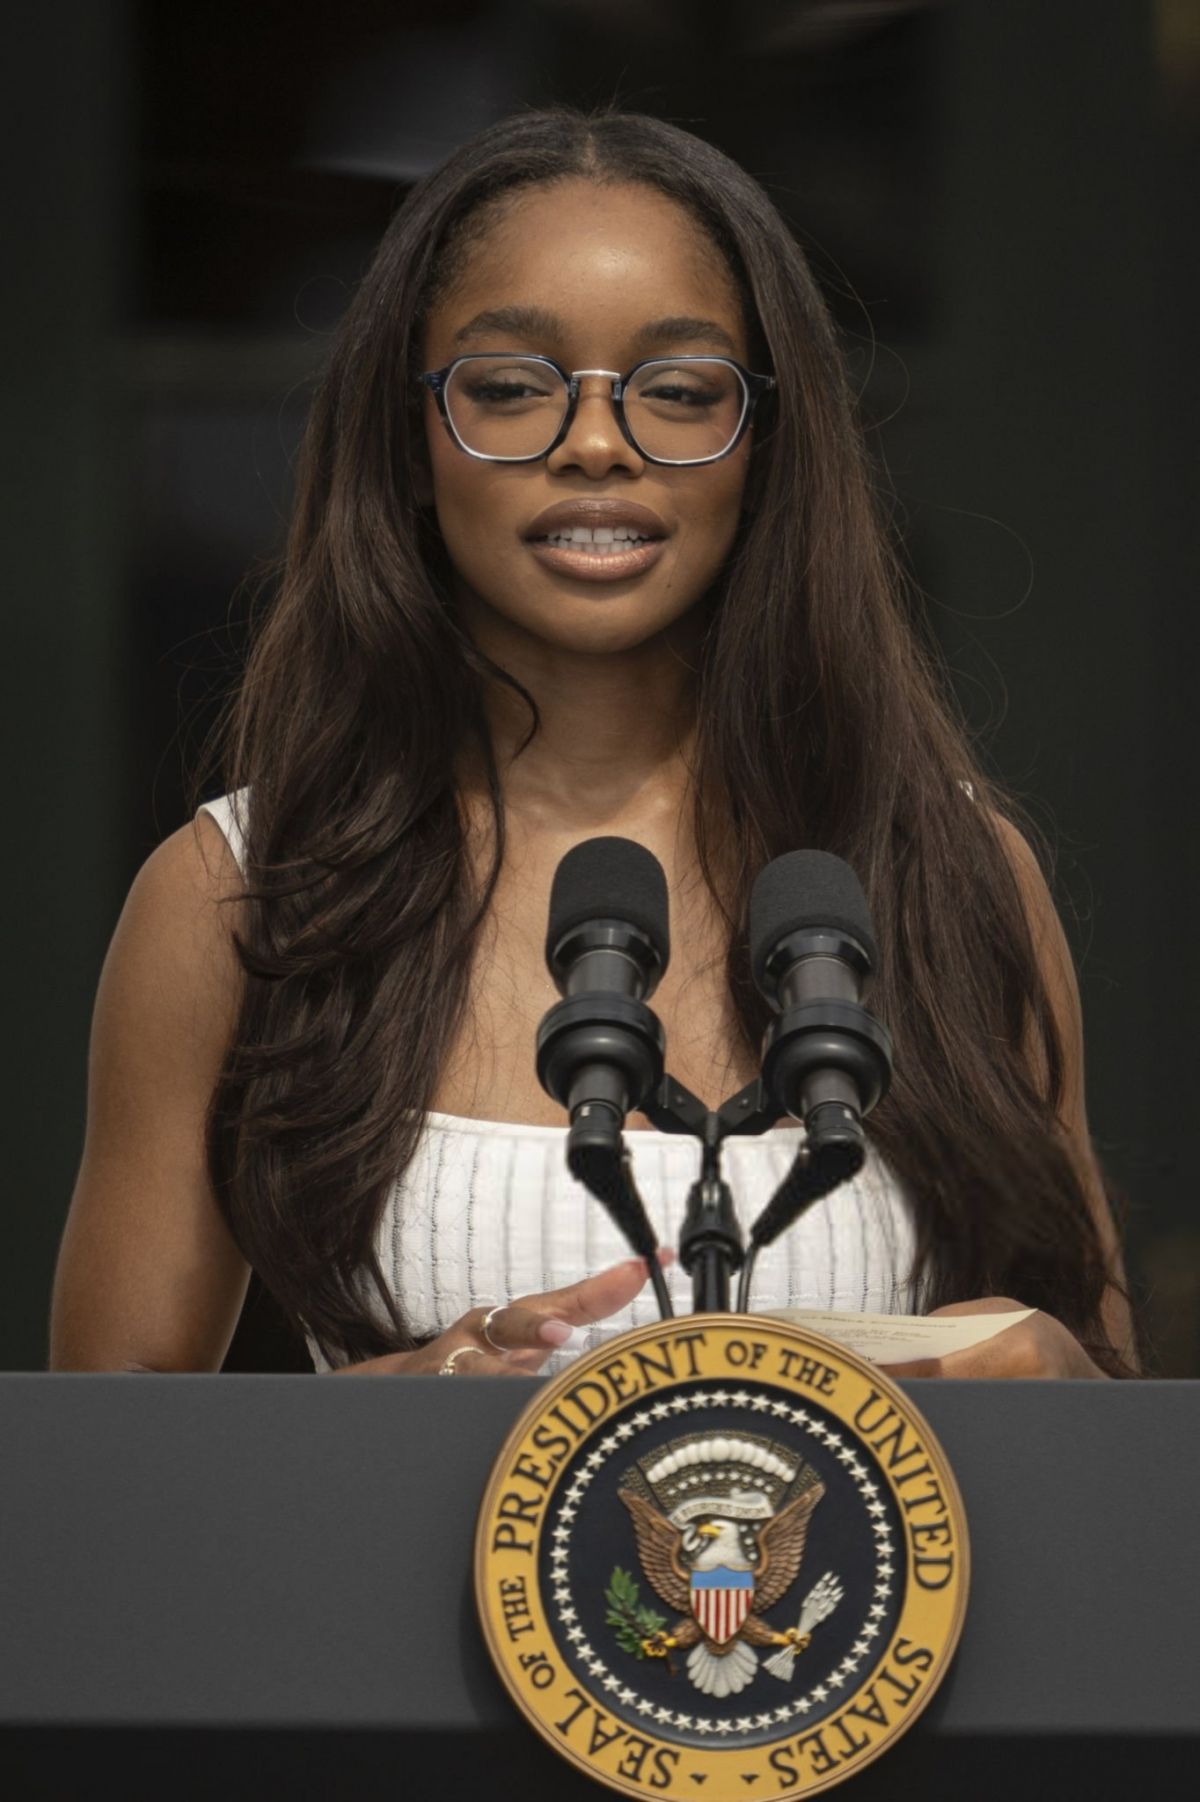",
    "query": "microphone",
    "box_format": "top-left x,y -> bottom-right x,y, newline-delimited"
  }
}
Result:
535,838 -> 674,1313
744,850 -> 893,1258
